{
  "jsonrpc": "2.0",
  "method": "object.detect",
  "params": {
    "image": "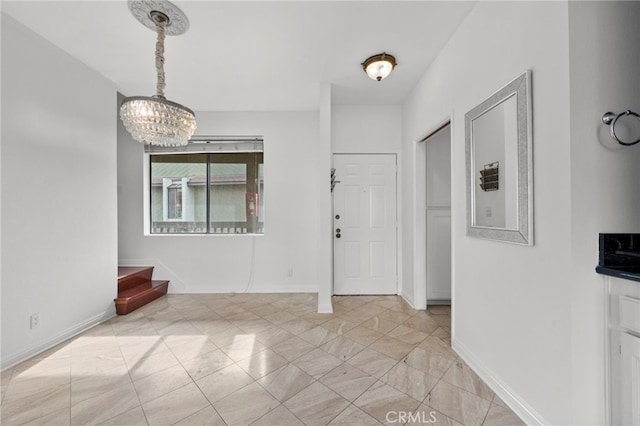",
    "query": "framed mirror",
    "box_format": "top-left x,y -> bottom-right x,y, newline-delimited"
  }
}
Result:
465,71 -> 533,245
